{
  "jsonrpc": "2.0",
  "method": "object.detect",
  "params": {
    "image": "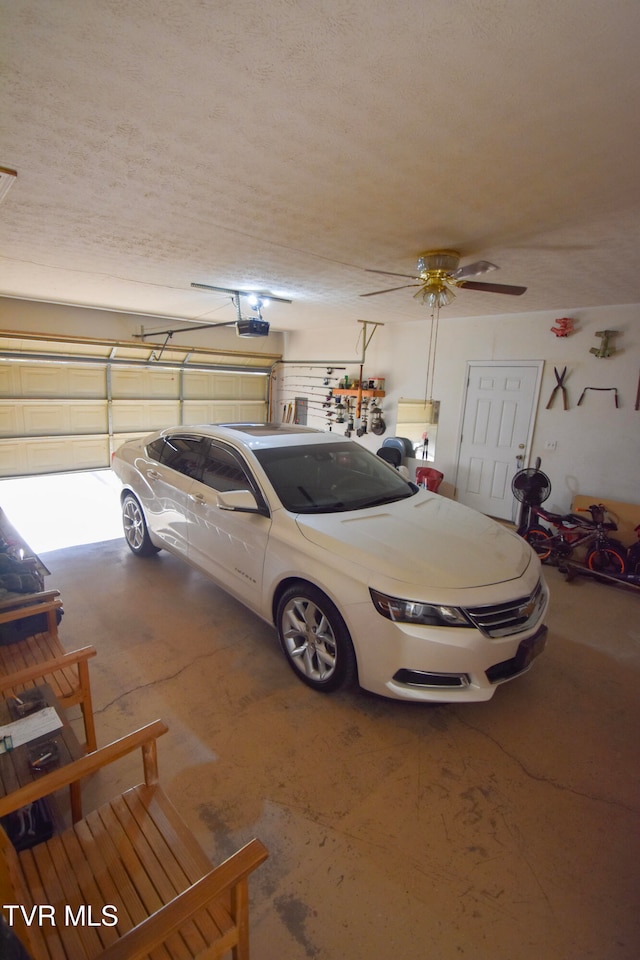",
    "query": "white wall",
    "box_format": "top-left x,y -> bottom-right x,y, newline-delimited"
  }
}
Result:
284,303 -> 640,512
